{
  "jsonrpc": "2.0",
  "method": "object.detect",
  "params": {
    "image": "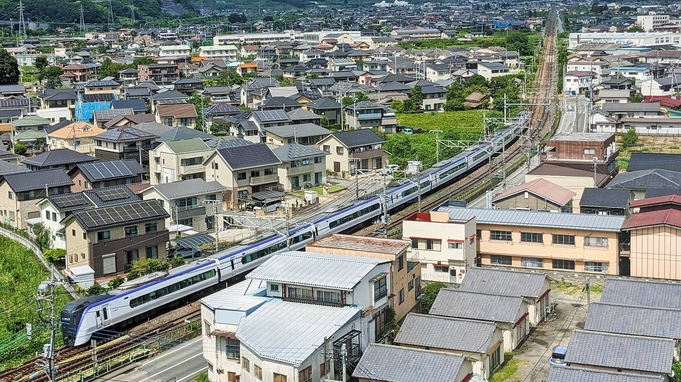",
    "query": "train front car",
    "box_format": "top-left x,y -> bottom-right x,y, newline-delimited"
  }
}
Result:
61,294 -> 110,347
